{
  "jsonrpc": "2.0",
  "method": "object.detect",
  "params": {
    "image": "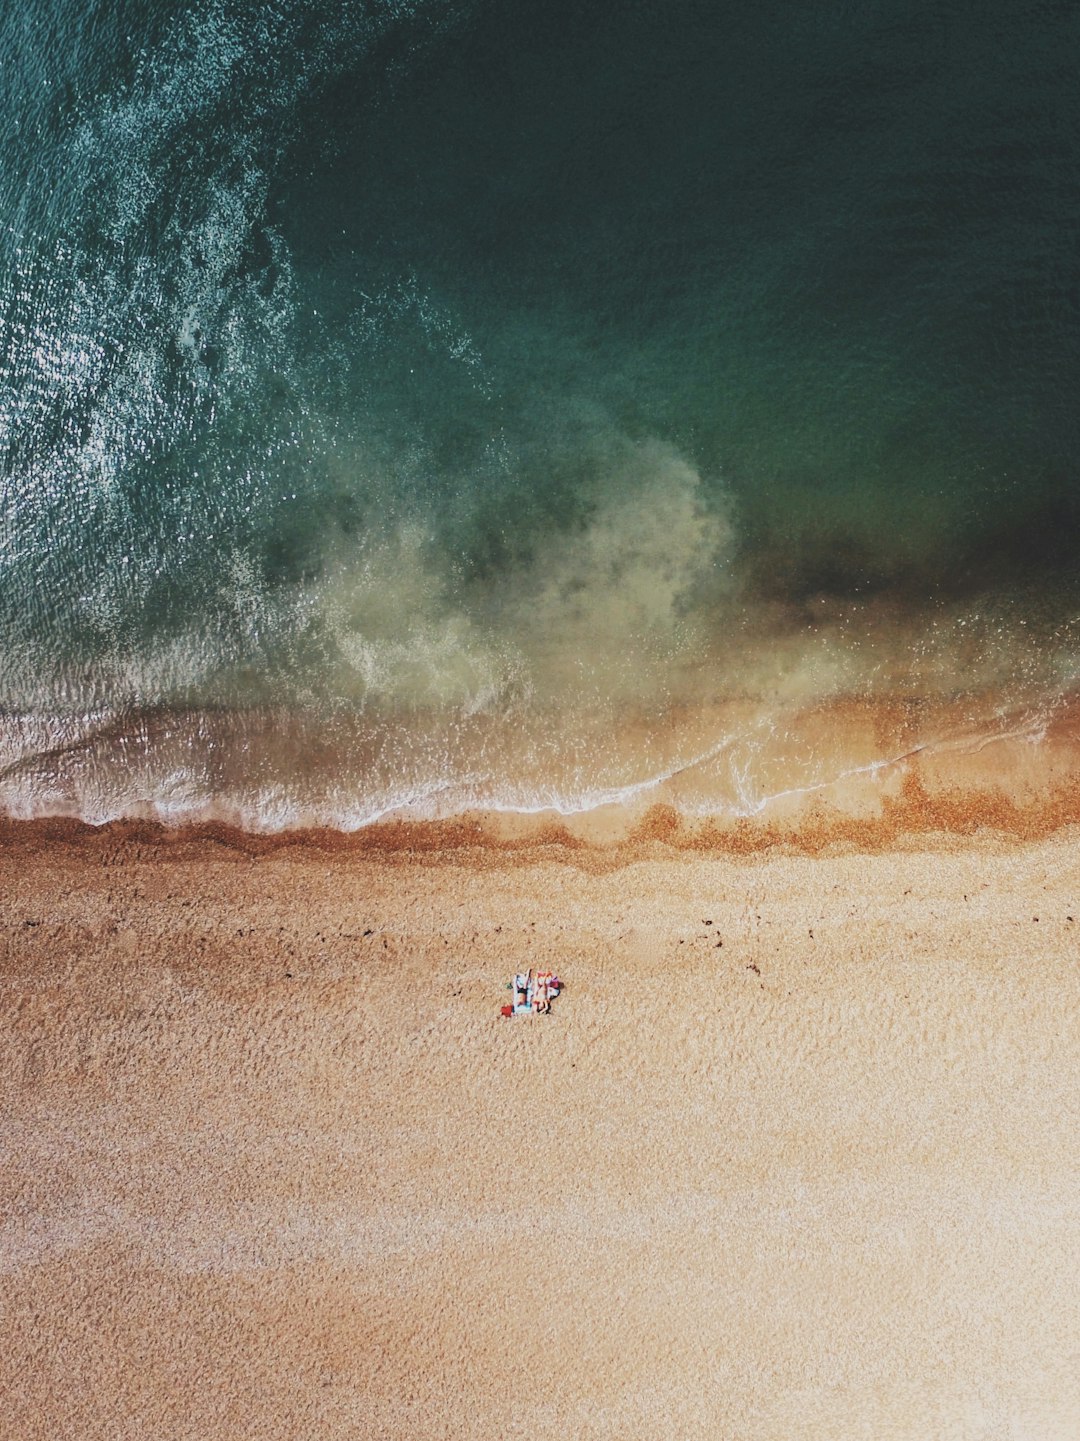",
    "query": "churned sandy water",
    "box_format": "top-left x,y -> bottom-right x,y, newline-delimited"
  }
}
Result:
2,816 -> 1079,1440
